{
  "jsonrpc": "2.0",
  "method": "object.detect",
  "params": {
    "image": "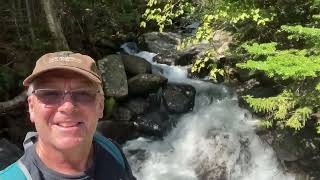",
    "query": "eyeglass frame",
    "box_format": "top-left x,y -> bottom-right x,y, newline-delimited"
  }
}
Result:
31,88 -> 103,107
